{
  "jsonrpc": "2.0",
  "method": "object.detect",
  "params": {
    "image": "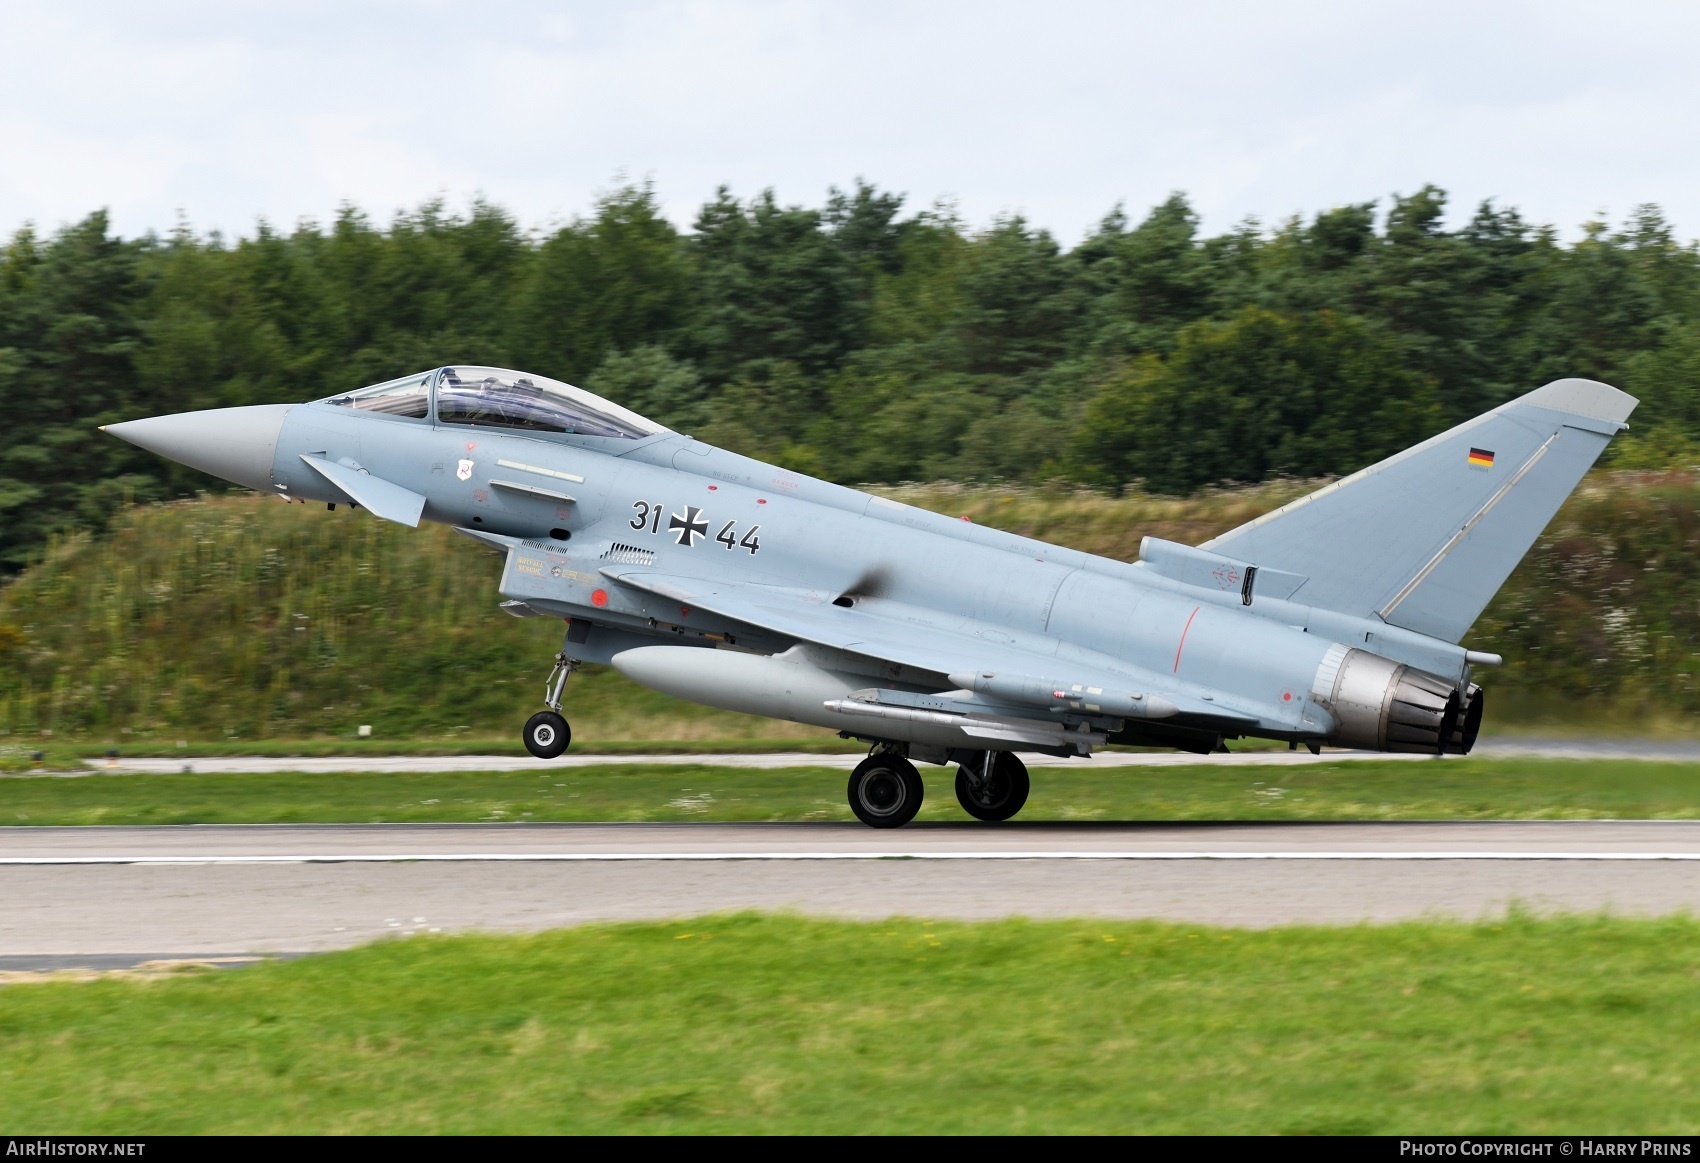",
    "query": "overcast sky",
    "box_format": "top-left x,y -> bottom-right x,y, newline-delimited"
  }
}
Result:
4,0 -> 1697,246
